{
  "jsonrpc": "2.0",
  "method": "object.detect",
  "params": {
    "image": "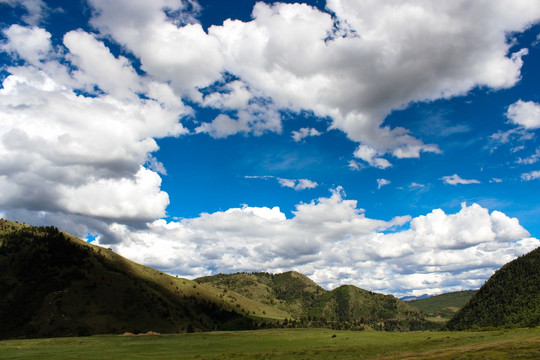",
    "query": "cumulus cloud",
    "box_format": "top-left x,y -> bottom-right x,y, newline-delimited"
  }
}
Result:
94,192 -> 537,296
1,0 -> 540,297
506,100 -> 540,129
441,174 -> 481,185
88,0 -> 225,100
86,0 -> 540,164
63,30 -> 144,100
354,145 -> 392,169
0,24 -> 189,222
1,24 -> 53,65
